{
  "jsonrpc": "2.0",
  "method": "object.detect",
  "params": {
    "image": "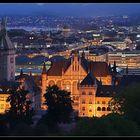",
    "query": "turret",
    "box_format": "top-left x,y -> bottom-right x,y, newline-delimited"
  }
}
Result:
42,61 -> 47,75
113,61 -> 117,74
